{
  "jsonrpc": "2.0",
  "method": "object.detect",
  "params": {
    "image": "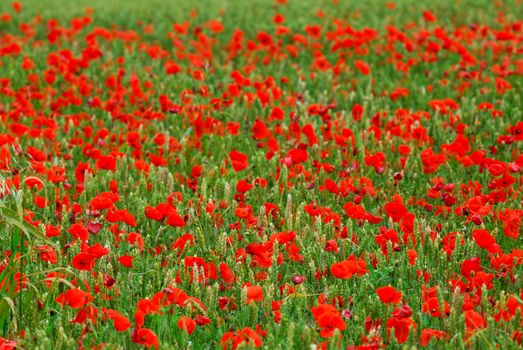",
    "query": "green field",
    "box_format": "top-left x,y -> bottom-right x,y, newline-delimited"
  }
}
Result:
0,0 -> 522,349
